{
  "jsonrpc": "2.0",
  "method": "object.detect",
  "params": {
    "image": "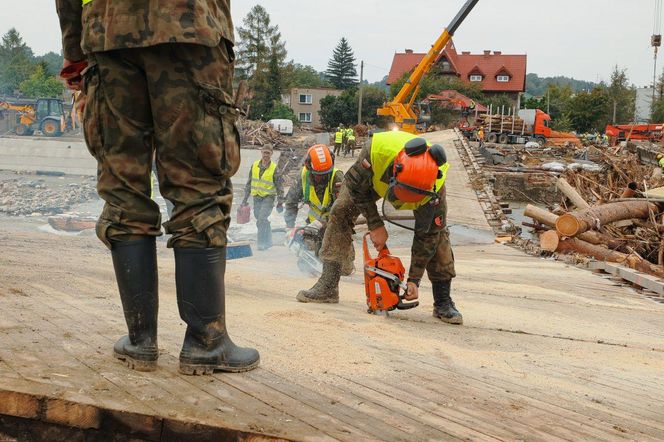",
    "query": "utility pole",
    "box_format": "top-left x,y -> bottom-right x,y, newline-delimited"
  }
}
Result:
653,0 -> 662,120
357,60 -> 364,126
